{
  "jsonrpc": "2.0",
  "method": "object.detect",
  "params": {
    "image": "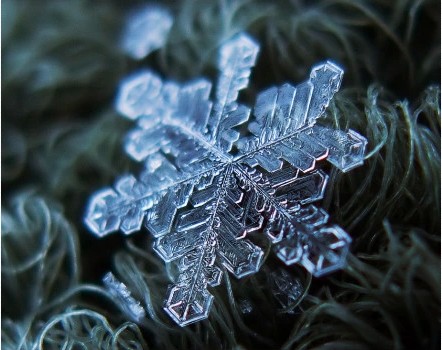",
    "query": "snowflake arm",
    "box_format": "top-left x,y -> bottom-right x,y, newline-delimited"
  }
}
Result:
153,170 -> 263,325
236,61 -> 366,173
232,164 -> 351,277
208,33 -> 259,151
86,76 -> 218,236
